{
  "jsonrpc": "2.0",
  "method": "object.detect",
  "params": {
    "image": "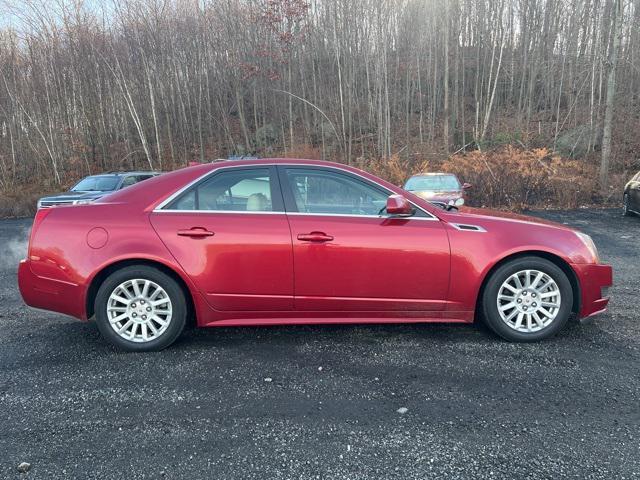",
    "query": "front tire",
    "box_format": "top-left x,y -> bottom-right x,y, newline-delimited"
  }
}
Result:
94,265 -> 187,351
481,257 -> 573,342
